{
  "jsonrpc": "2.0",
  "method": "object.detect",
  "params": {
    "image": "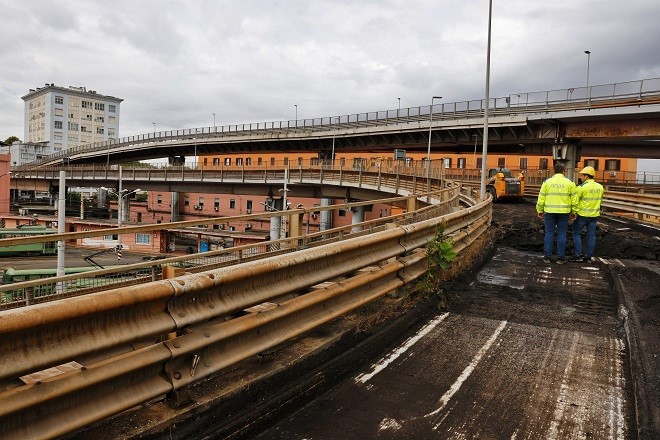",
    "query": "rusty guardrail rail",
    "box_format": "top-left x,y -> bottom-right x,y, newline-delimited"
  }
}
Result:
0,173 -> 463,308
524,185 -> 660,219
0,188 -> 489,439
